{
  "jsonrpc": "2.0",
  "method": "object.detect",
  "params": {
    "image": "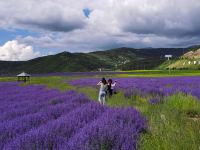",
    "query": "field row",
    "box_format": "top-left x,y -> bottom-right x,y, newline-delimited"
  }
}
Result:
0,82 -> 146,150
